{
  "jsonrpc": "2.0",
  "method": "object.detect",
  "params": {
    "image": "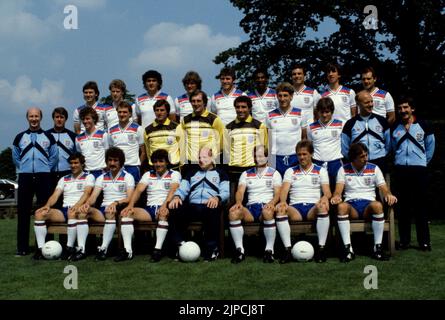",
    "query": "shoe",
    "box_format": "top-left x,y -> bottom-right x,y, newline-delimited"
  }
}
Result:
231,247 -> 245,264
204,248 -> 219,262
419,243 -> 432,252
61,246 -> 76,260
314,245 -> 327,263
371,244 -> 390,261
15,251 -> 28,257
114,250 -> 133,262
340,244 -> 355,263
70,251 -> 87,261
95,248 -> 107,261
150,248 -> 163,263
174,243 -> 183,262
263,250 -> 275,263
32,249 -> 44,260
279,247 -> 292,264
396,241 -> 411,250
